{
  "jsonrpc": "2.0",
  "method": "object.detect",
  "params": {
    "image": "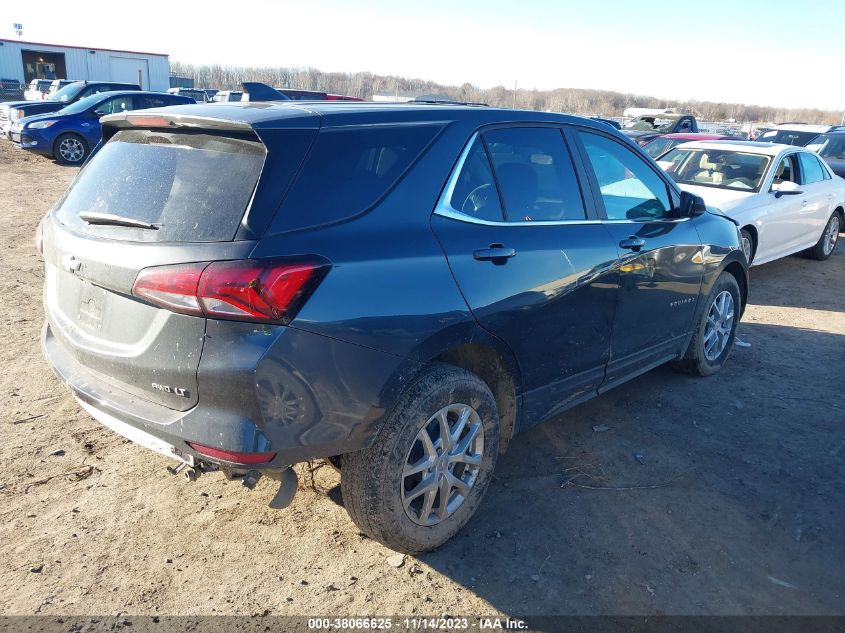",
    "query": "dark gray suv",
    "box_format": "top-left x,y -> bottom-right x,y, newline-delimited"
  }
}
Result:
41,101 -> 747,552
